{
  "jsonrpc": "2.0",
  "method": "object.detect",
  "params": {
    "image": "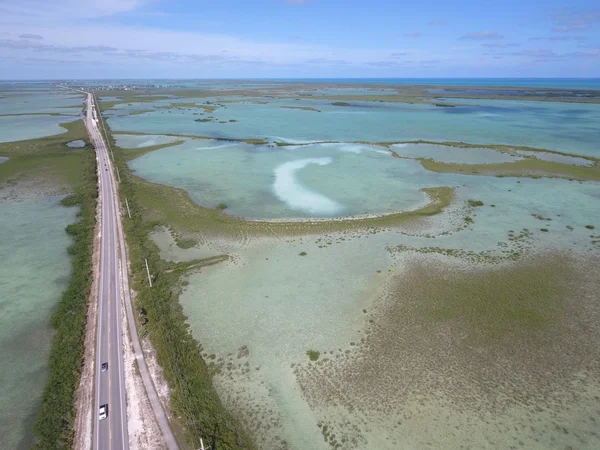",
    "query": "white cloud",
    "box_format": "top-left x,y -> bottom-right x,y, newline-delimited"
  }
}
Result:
19,33 -> 43,40
0,0 -> 149,19
552,9 -> 600,33
461,31 -> 504,40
